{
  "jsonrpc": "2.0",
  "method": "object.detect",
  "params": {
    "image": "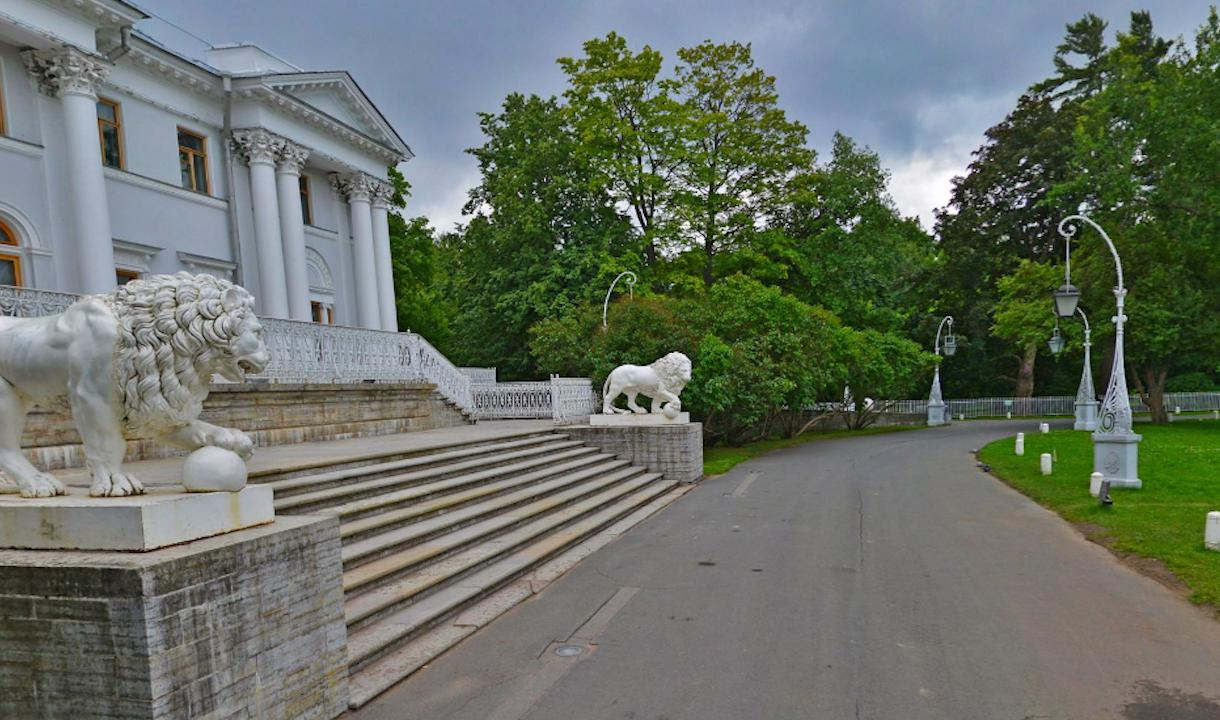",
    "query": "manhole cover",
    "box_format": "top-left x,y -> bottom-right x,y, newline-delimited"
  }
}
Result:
554,645 -> 583,657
